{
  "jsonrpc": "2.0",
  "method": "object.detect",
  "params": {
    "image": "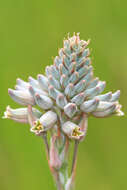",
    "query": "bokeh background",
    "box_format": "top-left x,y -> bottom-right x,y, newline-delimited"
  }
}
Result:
0,0 -> 127,189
